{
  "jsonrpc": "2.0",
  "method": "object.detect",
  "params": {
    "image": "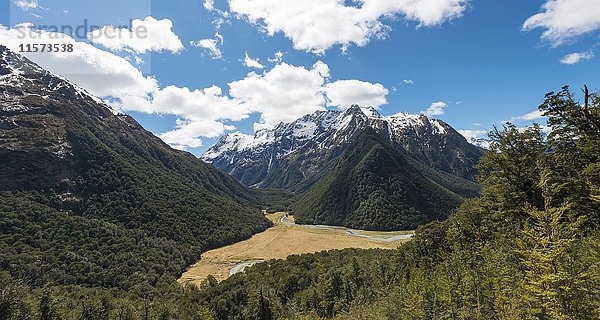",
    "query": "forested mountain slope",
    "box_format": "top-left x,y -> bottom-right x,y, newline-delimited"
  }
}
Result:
0,46 -> 271,290
293,128 -> 463,230
203,105 -> 484,190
